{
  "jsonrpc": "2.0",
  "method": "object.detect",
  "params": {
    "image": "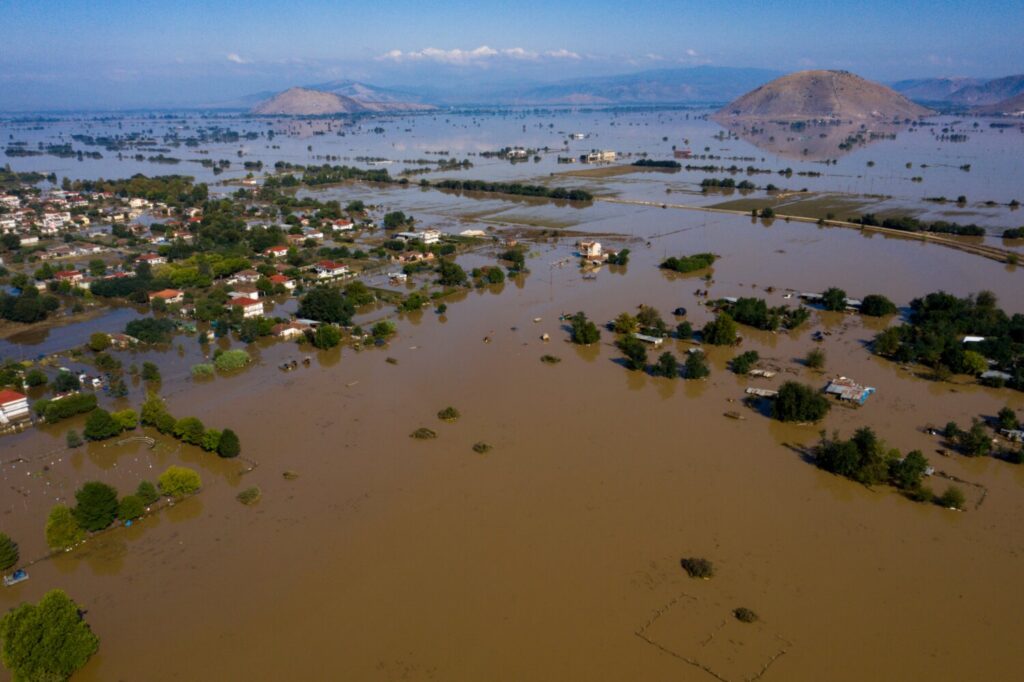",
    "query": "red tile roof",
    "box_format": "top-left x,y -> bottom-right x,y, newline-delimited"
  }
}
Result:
0,389 -> 27,405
